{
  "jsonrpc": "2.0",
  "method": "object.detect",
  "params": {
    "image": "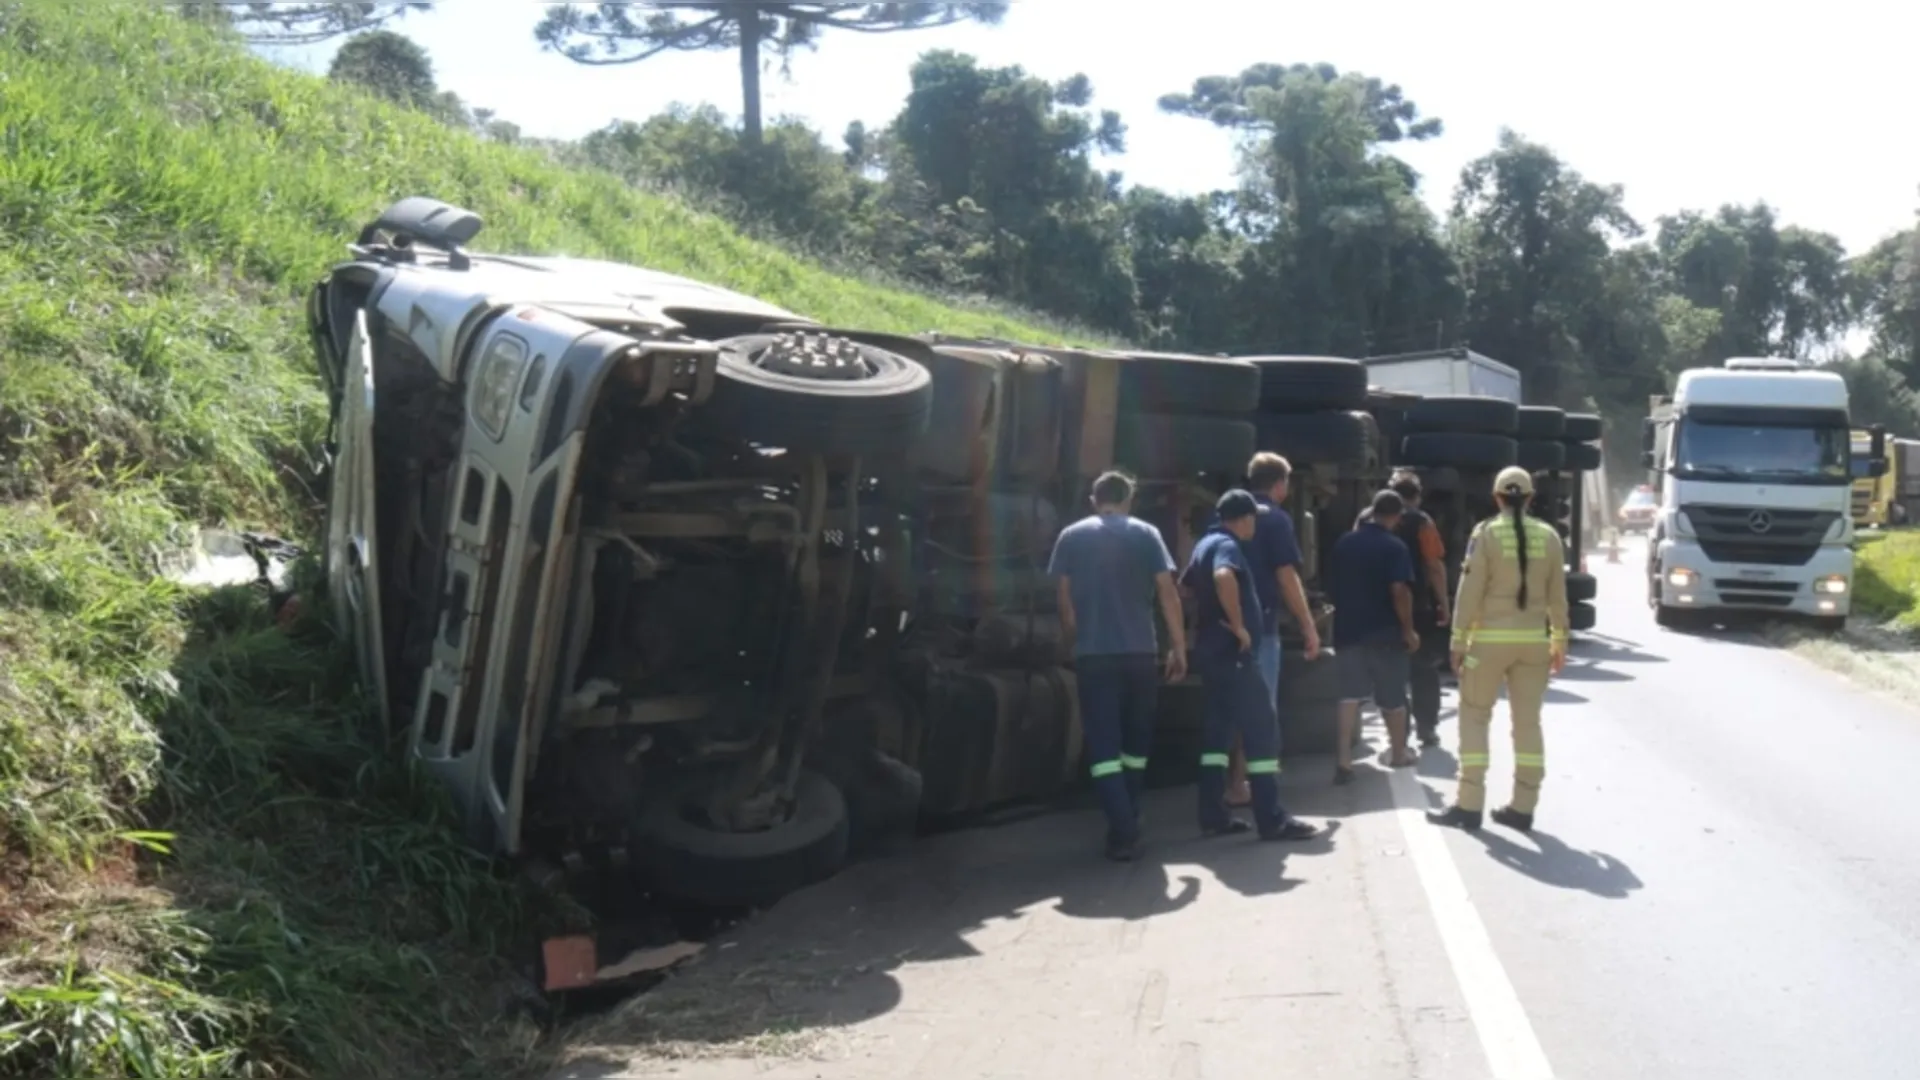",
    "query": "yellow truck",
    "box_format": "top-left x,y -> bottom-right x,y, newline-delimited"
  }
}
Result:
1852,429 -> 1911,526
